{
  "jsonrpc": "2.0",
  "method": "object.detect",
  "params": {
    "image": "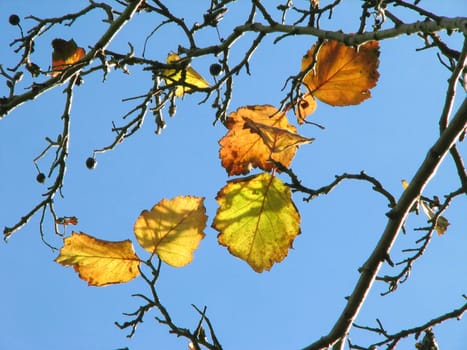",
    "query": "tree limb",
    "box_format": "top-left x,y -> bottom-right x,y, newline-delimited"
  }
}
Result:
302,97 -> 467,349
351,298 -> 467,349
